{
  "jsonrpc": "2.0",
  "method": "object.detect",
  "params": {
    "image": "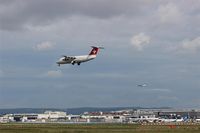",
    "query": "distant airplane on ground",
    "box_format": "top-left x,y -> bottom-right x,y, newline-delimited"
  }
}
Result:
137,83 -> 147,87
56,46 -> 104,66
